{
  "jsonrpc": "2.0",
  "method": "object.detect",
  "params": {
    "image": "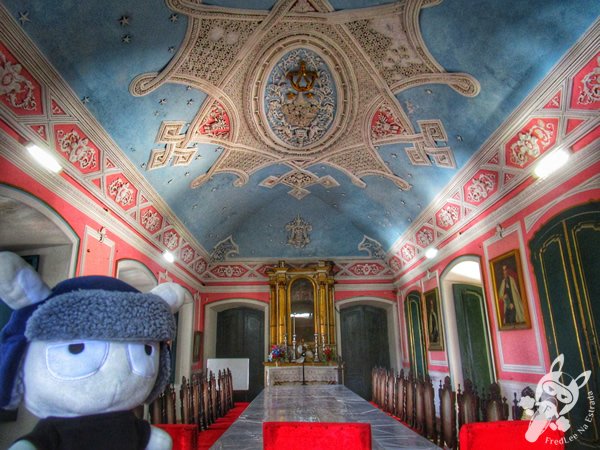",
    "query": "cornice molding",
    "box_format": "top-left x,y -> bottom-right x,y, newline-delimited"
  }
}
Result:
0,134 -> 204,290
394,147 -> 600,287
